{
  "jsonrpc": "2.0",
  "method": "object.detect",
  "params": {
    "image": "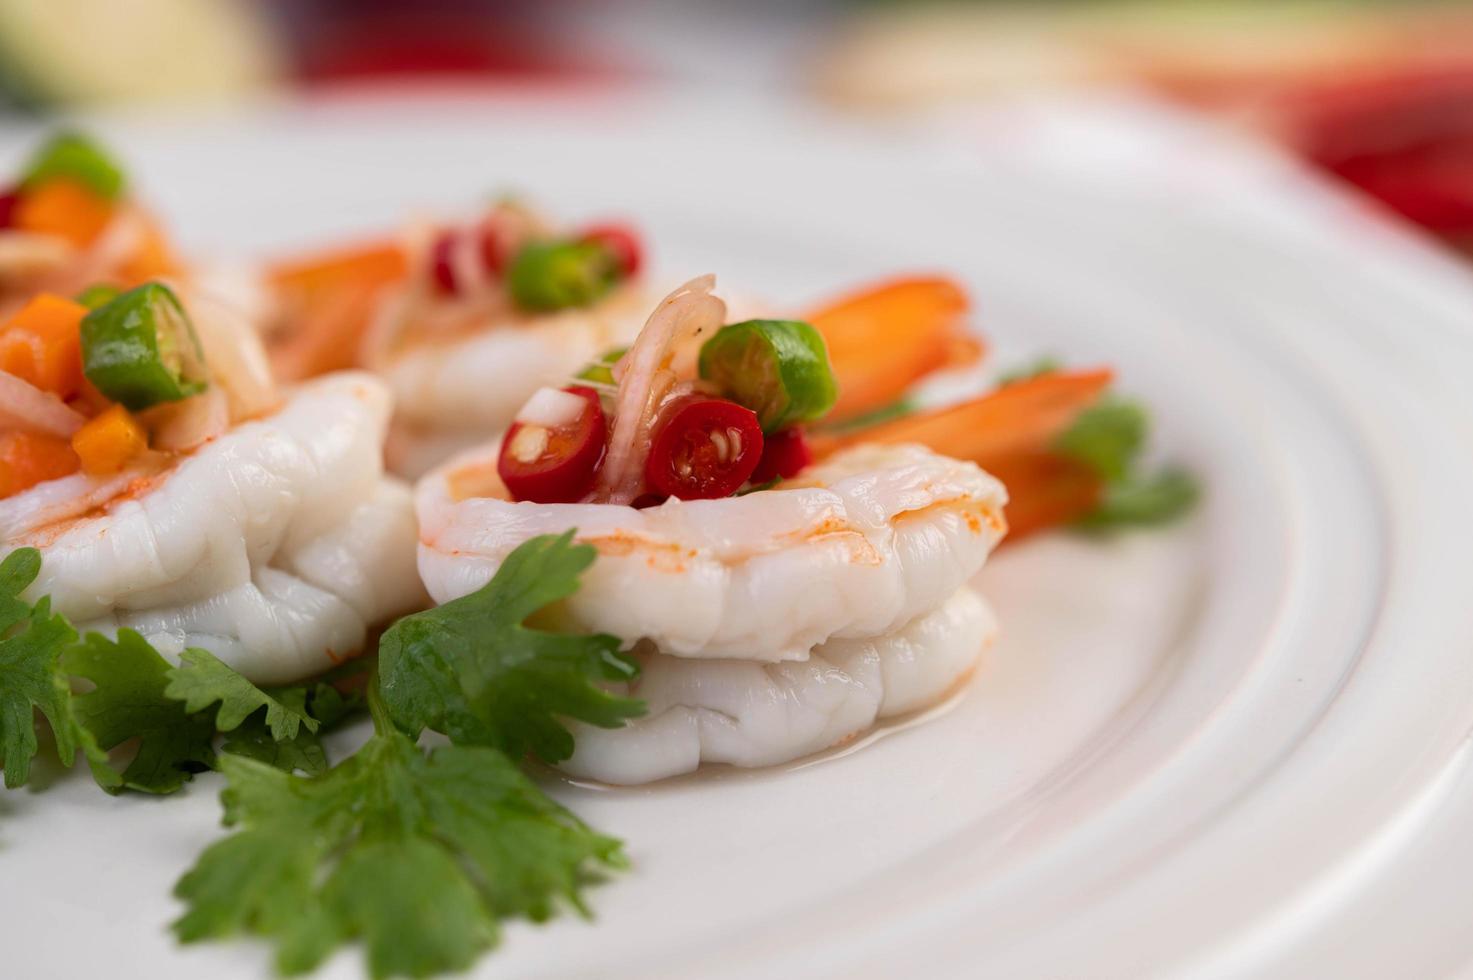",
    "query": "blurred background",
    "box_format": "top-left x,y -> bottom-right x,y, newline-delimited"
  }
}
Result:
0,0 -> 1469,256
